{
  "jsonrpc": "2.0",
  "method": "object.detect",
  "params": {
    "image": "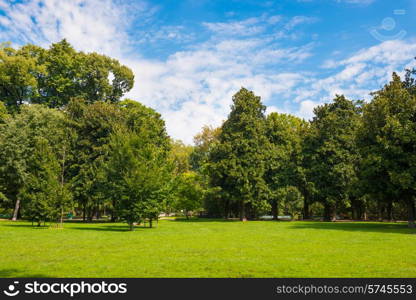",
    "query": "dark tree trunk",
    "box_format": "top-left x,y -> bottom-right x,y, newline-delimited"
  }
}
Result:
377,202 -> 383,221
224,199 -> 230,219
407,197 -> 415,228
323,203 -> 331,221
303,201 -> 310,220
357,205 -> 363,220
386,200 -> 393,221
129,222 -> 134,231
239,200 -> 247,221
96,206 -> 101,220
330,206 -> 337,222
12,198 -> 20,221
149,219 -> 153,228
271,200 -> 278,220
351,206 -> 356,220
83,204 -> 86,222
